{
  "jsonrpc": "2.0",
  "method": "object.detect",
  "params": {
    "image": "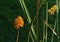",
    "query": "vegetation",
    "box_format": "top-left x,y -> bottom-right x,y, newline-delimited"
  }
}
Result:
0,0 -> 60,42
